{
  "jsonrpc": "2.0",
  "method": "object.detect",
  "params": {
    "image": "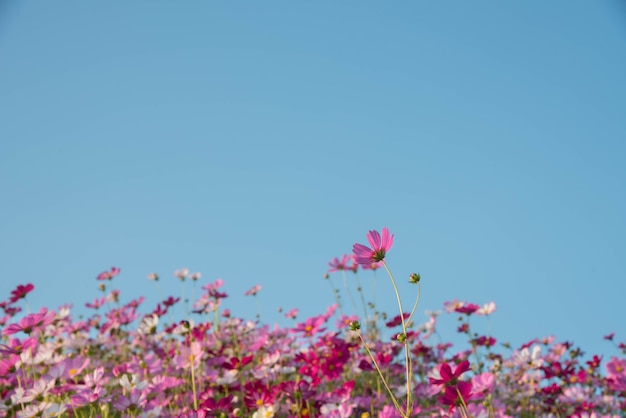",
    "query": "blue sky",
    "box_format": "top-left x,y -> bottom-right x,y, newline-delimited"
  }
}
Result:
1,1 -> 625,360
